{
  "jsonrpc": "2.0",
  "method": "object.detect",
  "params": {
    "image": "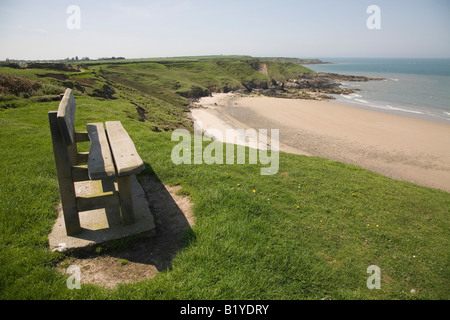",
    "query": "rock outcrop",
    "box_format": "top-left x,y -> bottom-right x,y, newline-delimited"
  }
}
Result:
235,72 -> 383,101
